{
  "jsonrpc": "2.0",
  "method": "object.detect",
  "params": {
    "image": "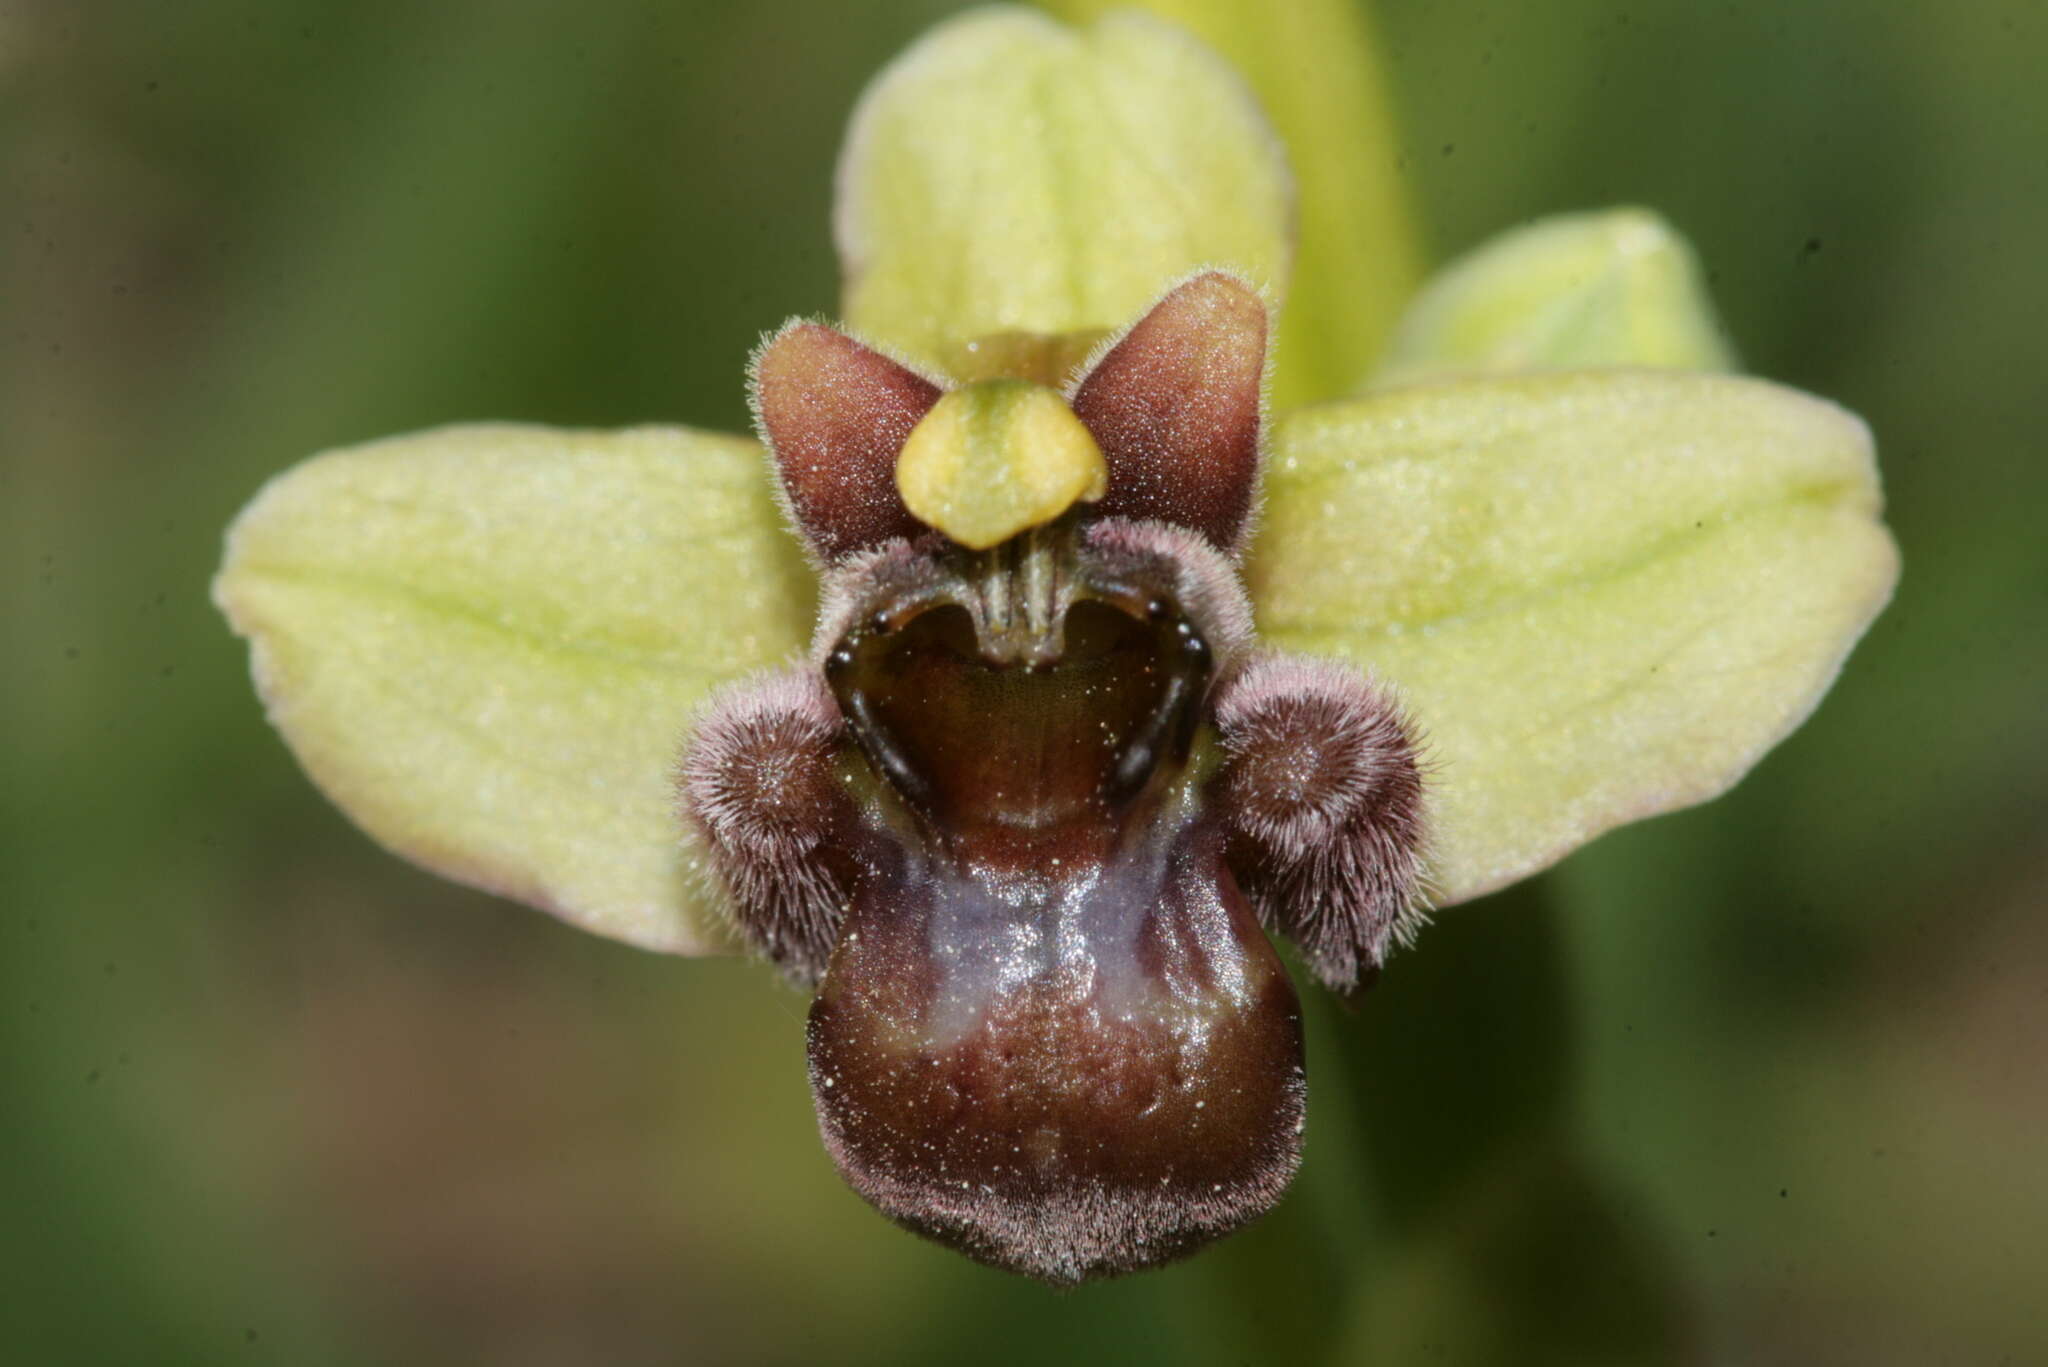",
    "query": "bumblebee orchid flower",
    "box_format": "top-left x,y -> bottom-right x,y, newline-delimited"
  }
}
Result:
213,6 -> 1897,1285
